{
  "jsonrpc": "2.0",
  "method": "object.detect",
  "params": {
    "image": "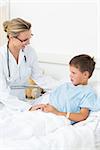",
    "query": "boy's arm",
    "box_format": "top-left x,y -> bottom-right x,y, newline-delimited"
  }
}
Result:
30,104 -> 89,122
40,104 -> 89,122
64,108 -> 89,122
